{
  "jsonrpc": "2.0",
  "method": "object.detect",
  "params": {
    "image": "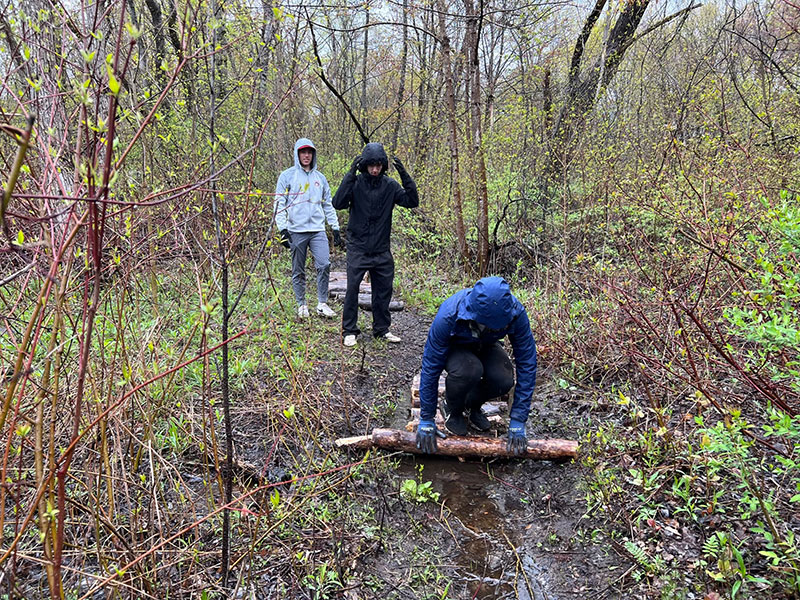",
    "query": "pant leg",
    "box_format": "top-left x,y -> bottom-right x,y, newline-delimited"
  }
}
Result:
471,342 -> 514,409
369,251 -> 395,337
444,346 -> 484,413
308,231 -> 331,304
342,249 -> 368,336
290,232 -> 311,306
